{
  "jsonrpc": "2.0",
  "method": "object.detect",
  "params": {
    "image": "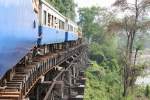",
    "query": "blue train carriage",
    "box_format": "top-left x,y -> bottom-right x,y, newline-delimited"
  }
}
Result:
0,0 -> 39,78
0,0 -> 80,79
39,0 -> 67,44
66,19 -> 79,41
